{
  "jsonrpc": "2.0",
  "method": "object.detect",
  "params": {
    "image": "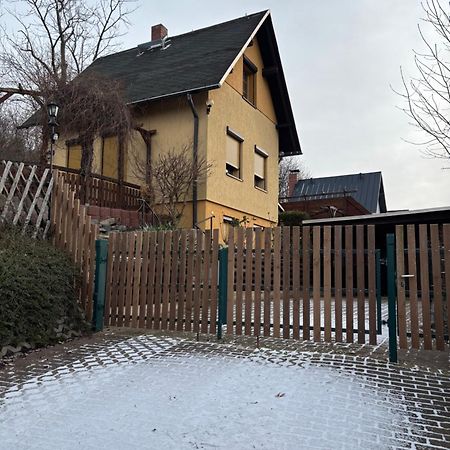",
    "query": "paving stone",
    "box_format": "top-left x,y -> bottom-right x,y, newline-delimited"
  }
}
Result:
0,330 -> 448,449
